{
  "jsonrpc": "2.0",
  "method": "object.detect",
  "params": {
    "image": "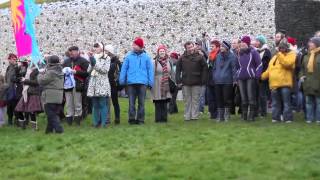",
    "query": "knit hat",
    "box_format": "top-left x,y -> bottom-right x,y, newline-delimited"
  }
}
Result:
255,35 -> 267,45
310,37 -> 320,47
241,36 -> 251,46
47,55 -> 60,64
170,52 -> 179,59
210,40 -> 221,48
133,37 -> 144,48
222,41 -> 231,50
287,37 -> 297,46
157,44 -> 167,53
105,44 -> 115,55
